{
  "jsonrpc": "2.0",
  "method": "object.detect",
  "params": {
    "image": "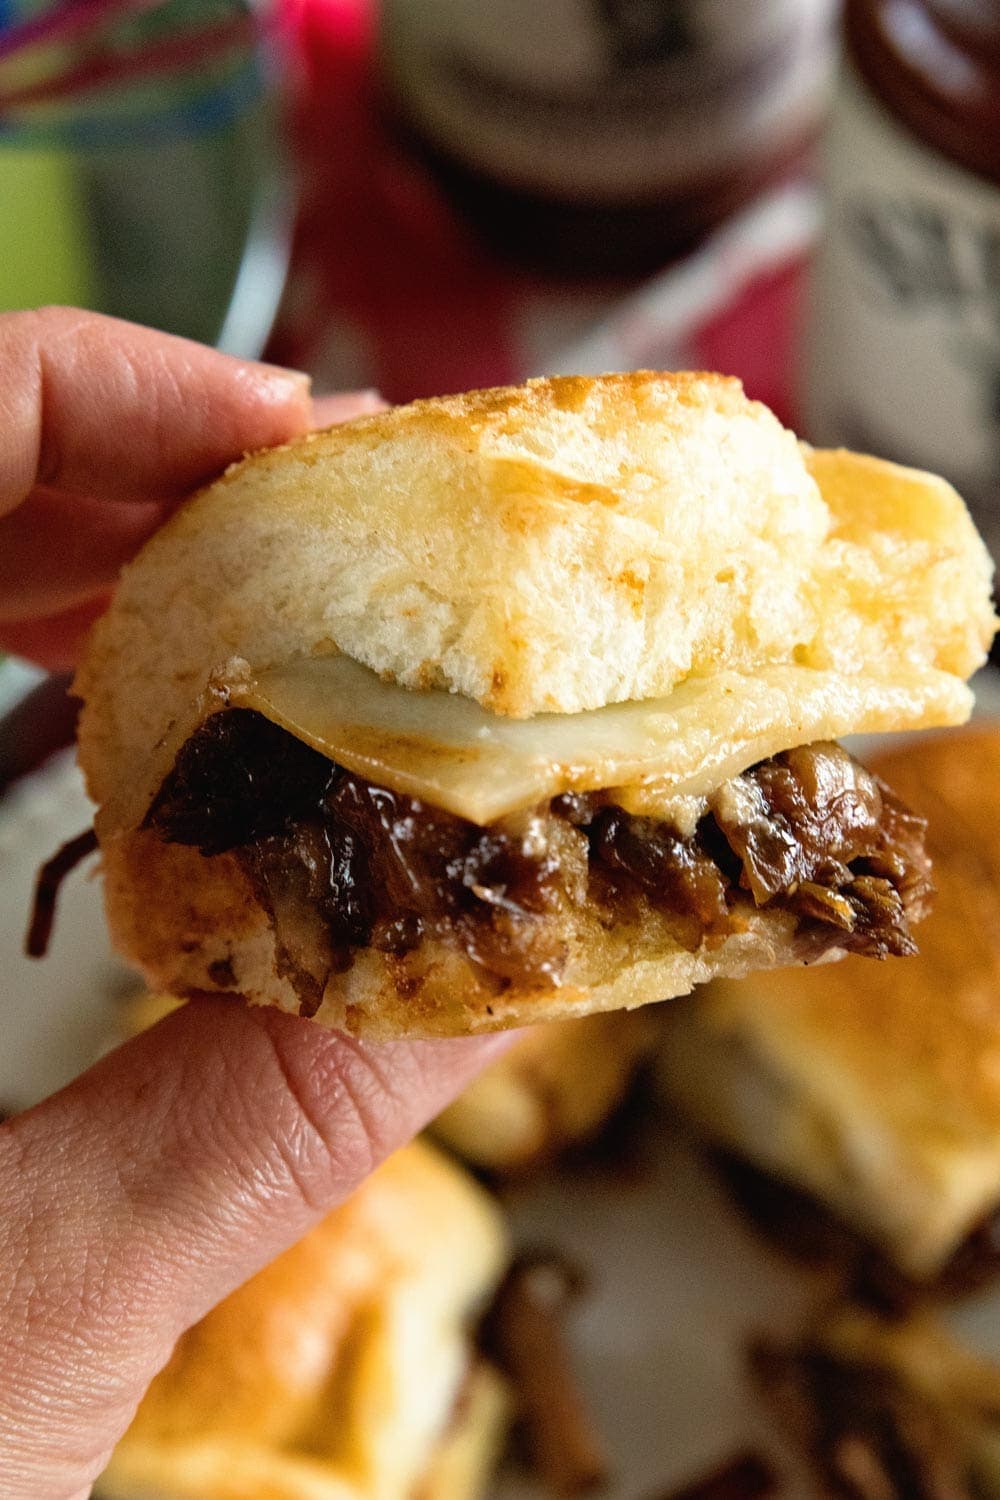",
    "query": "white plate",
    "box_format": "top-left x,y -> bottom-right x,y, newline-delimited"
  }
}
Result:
4,673 -> 1000,1495
0,751 -> 133,1110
